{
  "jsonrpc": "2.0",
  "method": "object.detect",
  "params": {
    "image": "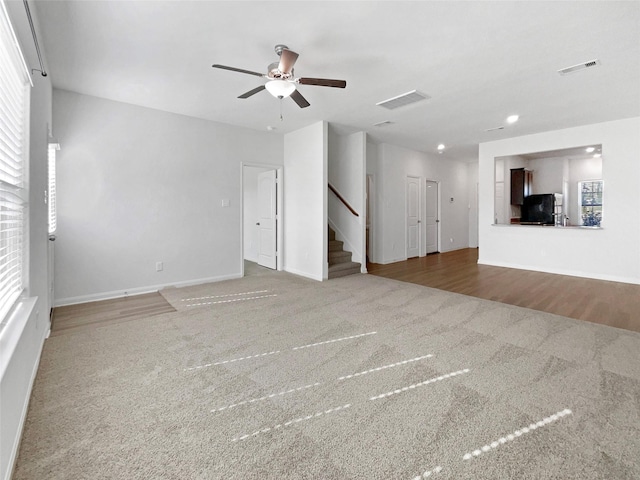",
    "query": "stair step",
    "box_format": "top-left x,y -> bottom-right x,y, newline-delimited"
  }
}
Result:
328,262 -> 361,279
328,240 -> 344,252
326,225 -> 358,278
329,250 -> 352,265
